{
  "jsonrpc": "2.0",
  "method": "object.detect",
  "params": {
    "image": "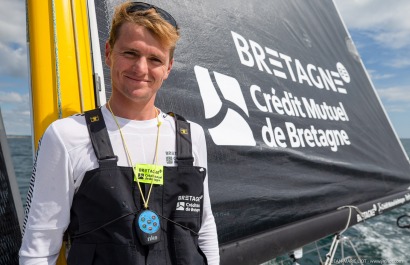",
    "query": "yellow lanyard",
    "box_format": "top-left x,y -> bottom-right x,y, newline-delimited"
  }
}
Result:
107,102 -> 162,209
